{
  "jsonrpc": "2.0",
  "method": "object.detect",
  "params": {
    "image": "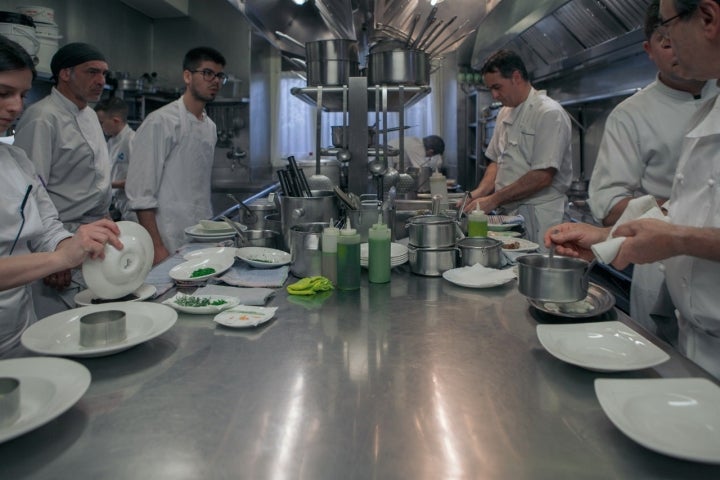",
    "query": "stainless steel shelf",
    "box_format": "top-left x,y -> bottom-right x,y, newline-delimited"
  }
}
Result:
291,84 -> 431,112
